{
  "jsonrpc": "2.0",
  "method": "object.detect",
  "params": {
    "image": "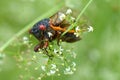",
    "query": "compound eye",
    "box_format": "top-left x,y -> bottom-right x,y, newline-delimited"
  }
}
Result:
39,25 -> 46,30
